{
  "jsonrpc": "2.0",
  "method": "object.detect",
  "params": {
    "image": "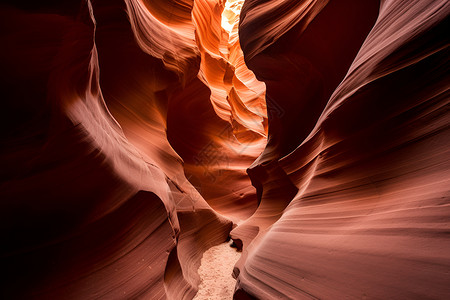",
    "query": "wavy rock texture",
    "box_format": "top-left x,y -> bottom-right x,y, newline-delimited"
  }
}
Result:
170,0 -> 267,220
1,0 -> 449,299
0,1 -> 231,298
233,0 -> 450,299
